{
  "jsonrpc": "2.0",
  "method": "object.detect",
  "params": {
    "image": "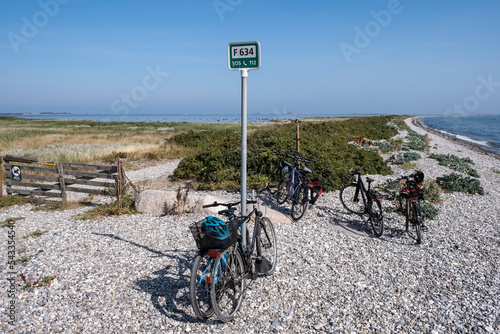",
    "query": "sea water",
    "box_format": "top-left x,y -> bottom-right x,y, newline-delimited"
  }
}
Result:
420,115 -> 500,154
0,112 -> 377,124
